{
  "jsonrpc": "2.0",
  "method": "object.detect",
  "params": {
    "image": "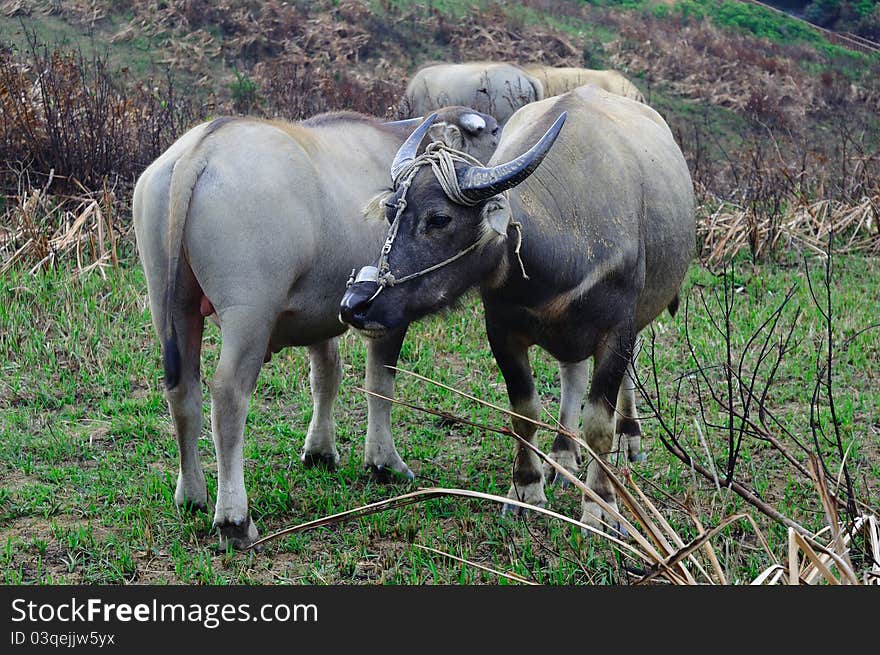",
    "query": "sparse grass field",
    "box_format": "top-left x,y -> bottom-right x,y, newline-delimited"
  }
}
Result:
1,251 -> 877,584
1,0 -> 878,586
